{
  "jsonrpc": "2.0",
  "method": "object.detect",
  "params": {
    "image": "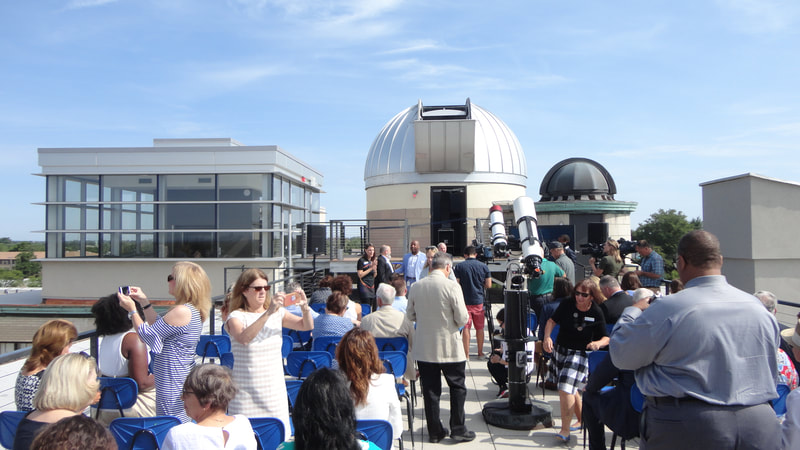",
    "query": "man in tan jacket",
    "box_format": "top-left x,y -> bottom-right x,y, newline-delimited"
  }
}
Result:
361,283 -> 415,380
407,252 -> 475,443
